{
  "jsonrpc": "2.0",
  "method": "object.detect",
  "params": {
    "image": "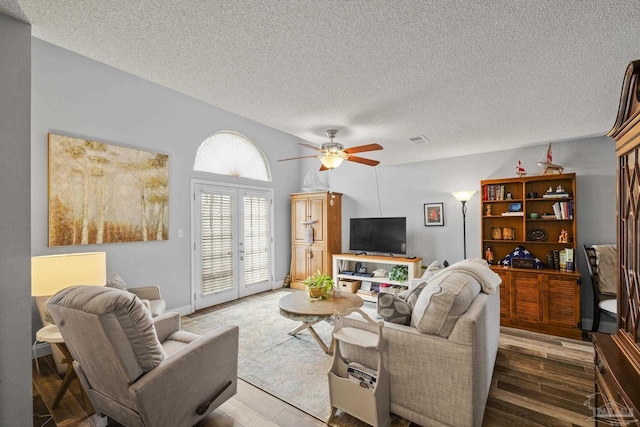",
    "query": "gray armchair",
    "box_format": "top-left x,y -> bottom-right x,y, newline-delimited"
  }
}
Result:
47,285 -> 239,427
129,286 -> 167,317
